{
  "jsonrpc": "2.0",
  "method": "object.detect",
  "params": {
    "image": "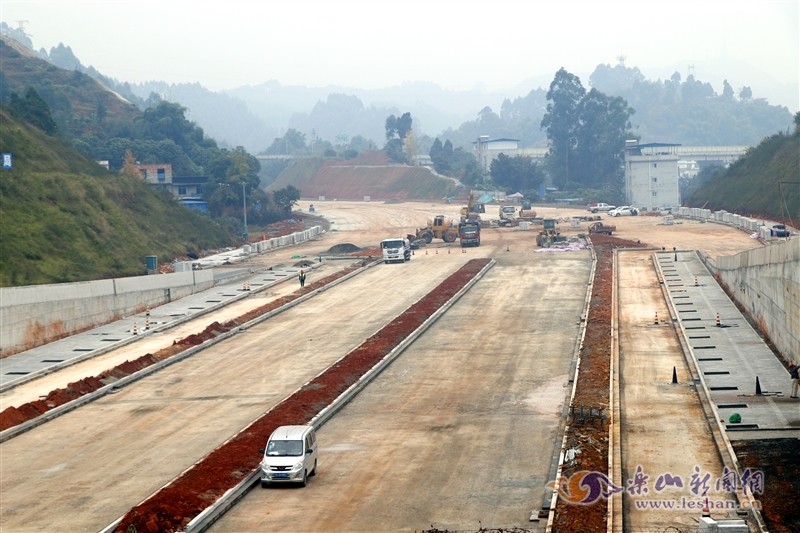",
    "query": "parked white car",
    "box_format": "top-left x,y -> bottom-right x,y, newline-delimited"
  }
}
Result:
609,206 -> 639,217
